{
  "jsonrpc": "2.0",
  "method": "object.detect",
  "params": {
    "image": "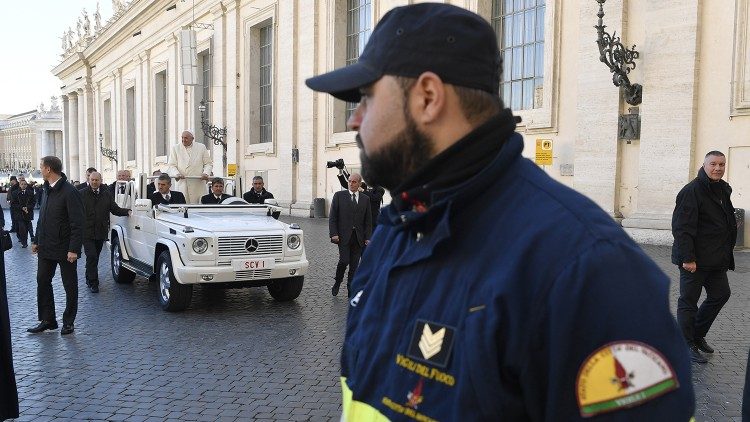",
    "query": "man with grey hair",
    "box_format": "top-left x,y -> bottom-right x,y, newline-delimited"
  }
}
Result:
166,130 -> 212,204
242,176 -> 274,204
672,150 -> 737,364
328,172 -> 371,297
